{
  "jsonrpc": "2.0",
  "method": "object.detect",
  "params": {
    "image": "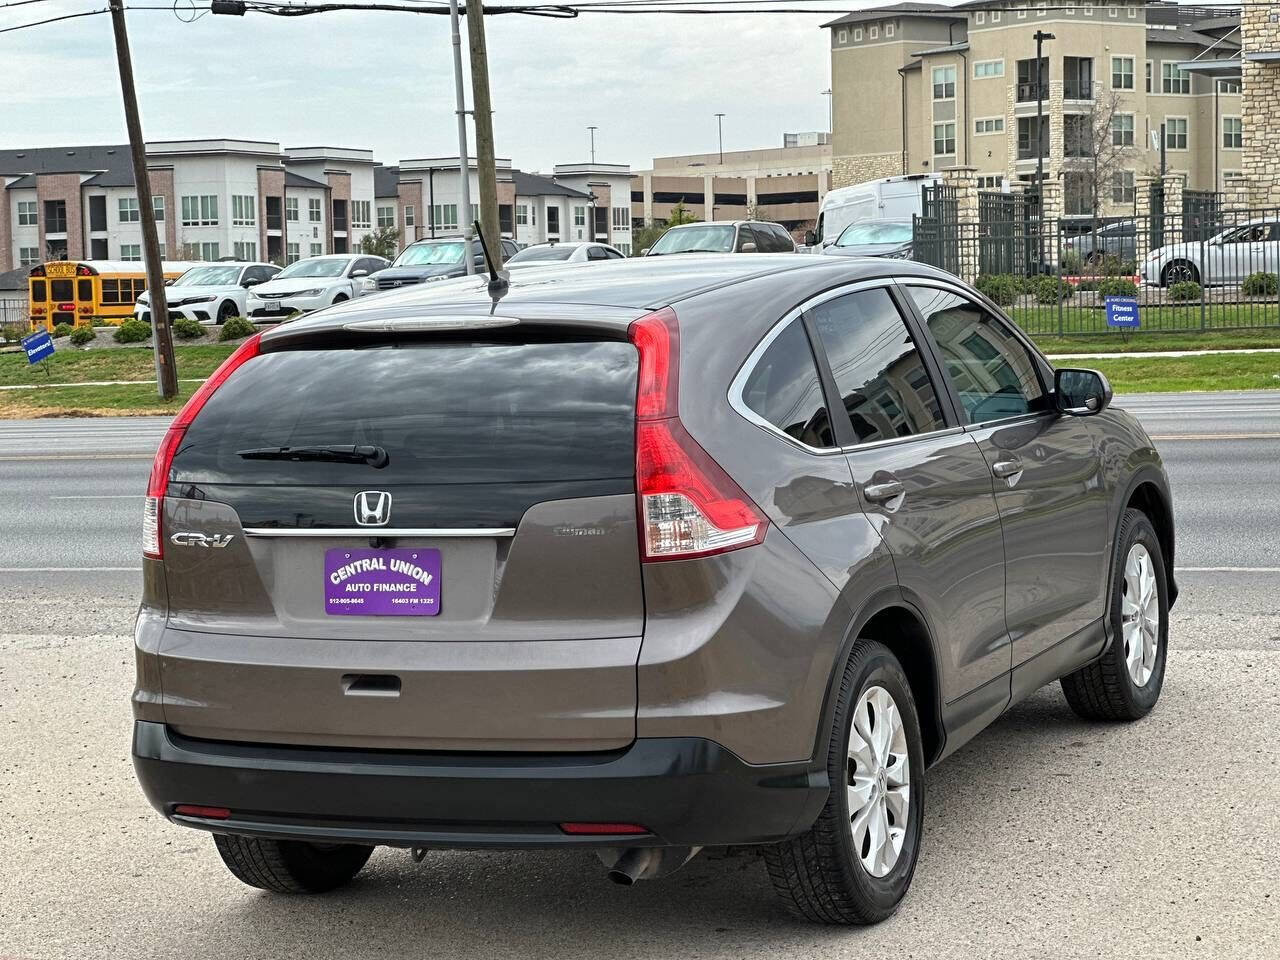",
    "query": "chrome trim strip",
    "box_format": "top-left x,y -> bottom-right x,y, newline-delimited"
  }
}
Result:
243,527 -> 517,538
841,425 -> 964,455
341,316 -> 521,332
